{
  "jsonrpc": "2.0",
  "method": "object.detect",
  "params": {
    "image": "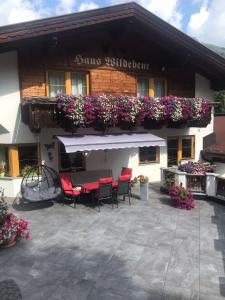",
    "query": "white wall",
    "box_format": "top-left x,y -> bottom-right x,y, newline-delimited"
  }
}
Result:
0,51 -> 36,144
86,146 -> 167,180
214,163 -> 225,178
